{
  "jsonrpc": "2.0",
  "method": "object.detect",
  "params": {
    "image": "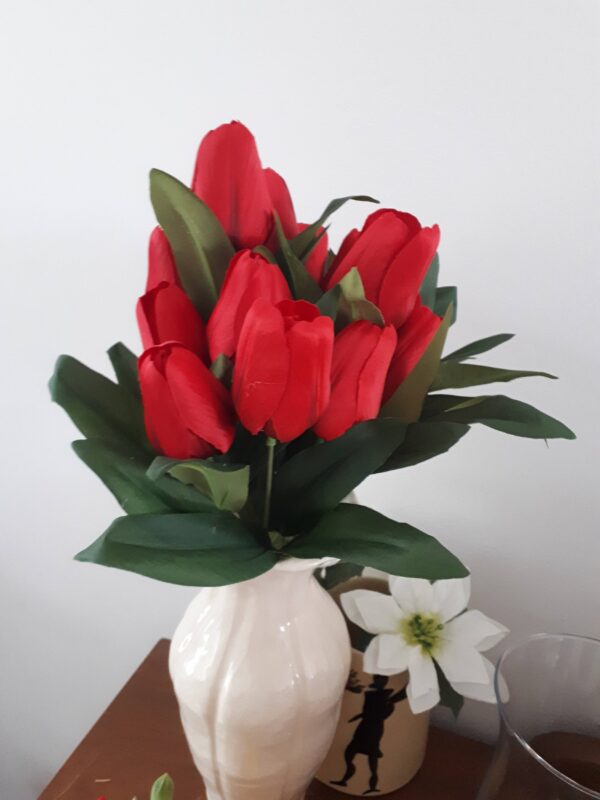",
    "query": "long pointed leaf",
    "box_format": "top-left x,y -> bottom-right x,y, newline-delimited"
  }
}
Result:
148,457 -> 249,513
443,333 -> 514,362
290,195 -> 379,260
376,421 -> 470,472
273,212 -> 322,302
108,342 -> 140,399
431,362 -> 556,391
419,253 -> 440,310
150,169 -> 235,320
